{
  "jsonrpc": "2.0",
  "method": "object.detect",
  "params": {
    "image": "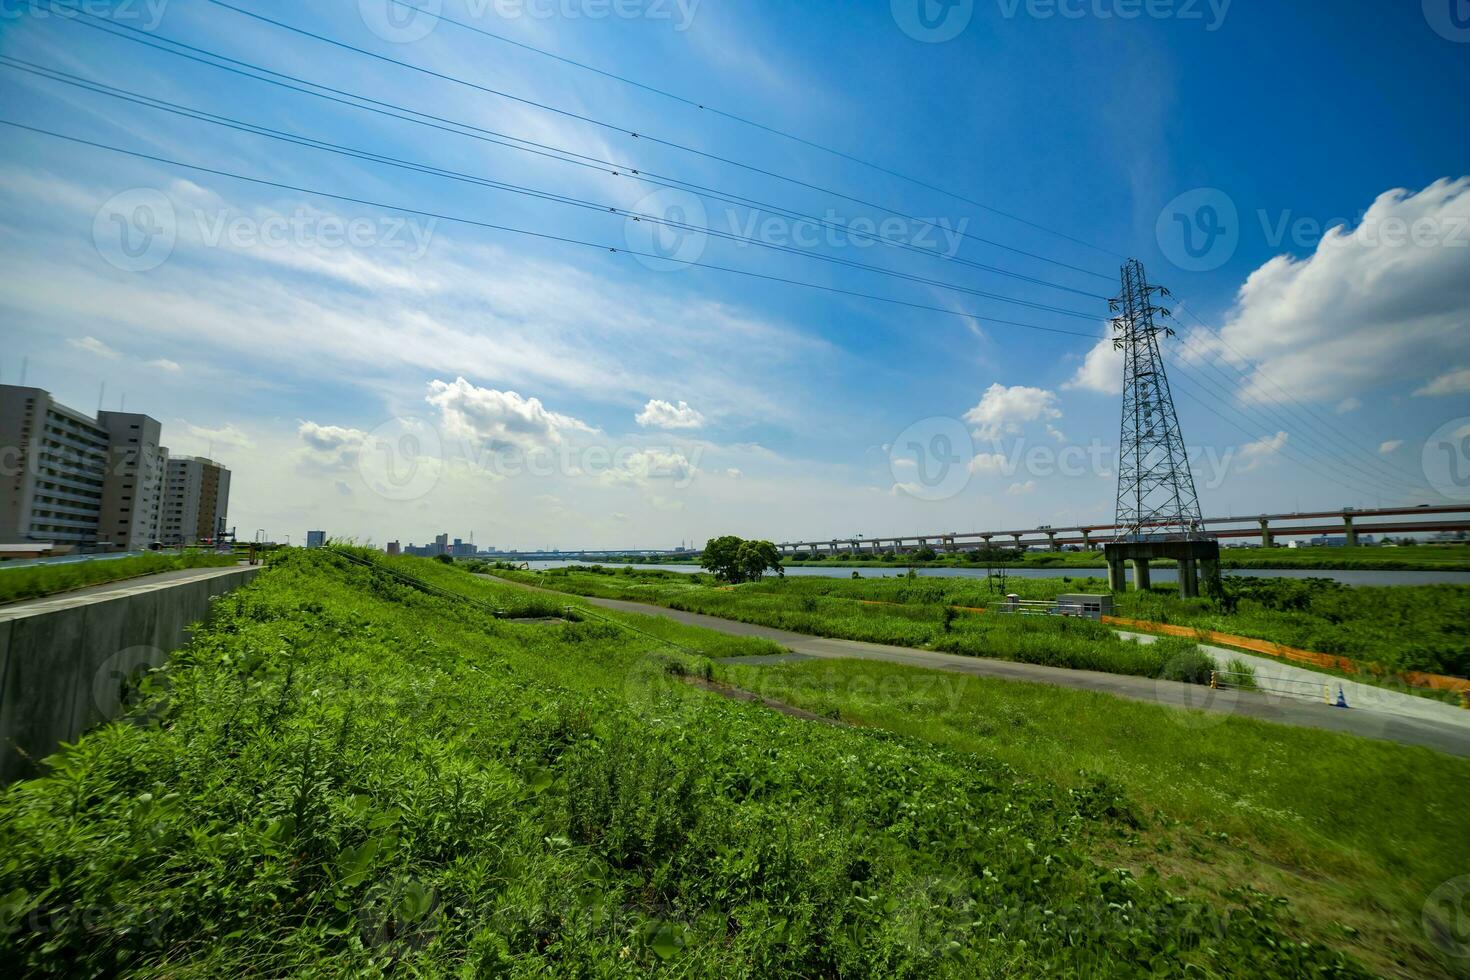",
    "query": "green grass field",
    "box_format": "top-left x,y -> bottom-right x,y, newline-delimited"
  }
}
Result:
2,549 -> 1465,976
494,565 -> 1470,681
0,552 -> 238,605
